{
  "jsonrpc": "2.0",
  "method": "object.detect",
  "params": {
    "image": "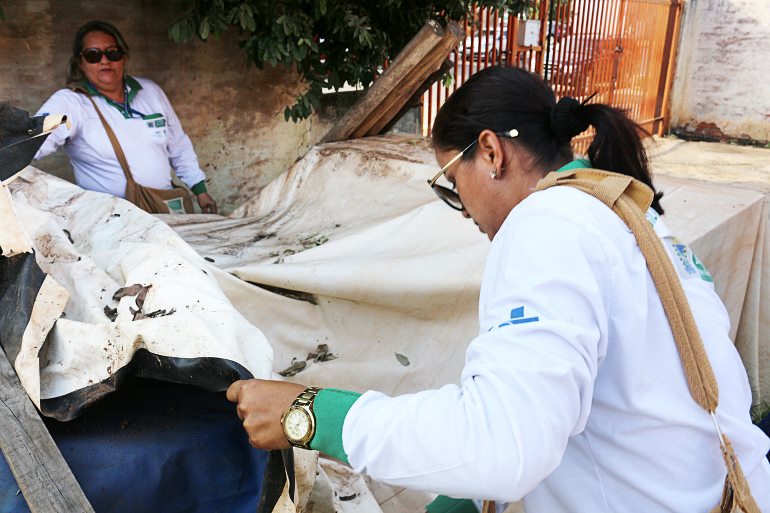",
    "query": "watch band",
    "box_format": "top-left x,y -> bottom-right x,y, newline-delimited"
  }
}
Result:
294,386 -> 322,408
